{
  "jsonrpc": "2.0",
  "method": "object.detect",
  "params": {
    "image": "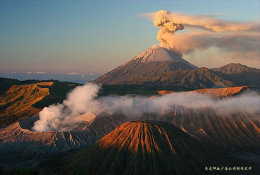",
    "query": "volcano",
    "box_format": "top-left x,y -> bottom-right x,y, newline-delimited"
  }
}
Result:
43,121 -> 249,175
0,114 -> 126,169
93,47 -> 260,88
94,46 -> 199,85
